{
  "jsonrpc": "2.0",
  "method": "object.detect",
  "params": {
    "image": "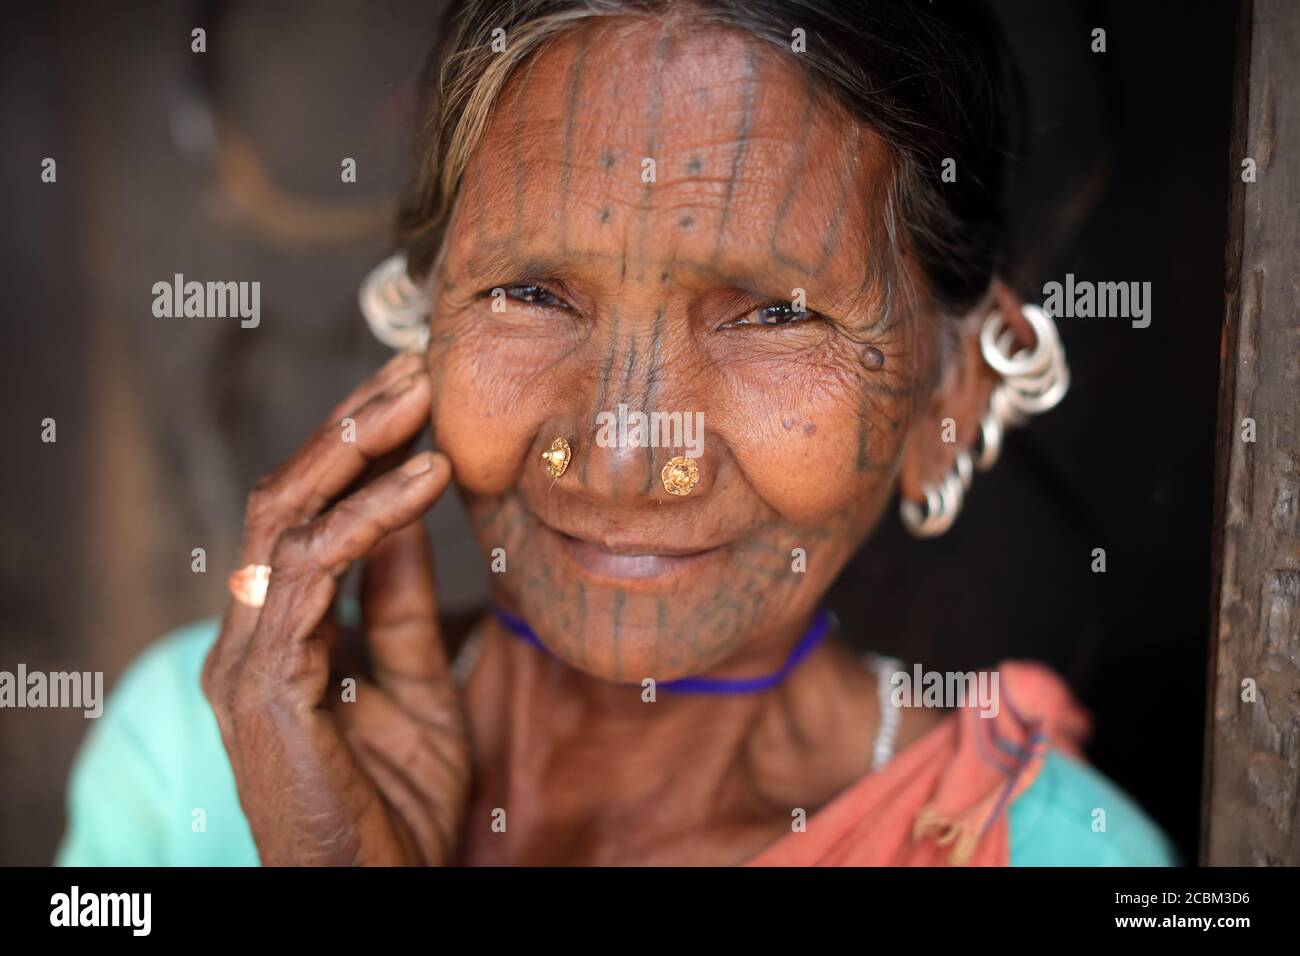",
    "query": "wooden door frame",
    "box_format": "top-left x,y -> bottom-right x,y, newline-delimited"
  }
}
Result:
1202,0 -> 1300,866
